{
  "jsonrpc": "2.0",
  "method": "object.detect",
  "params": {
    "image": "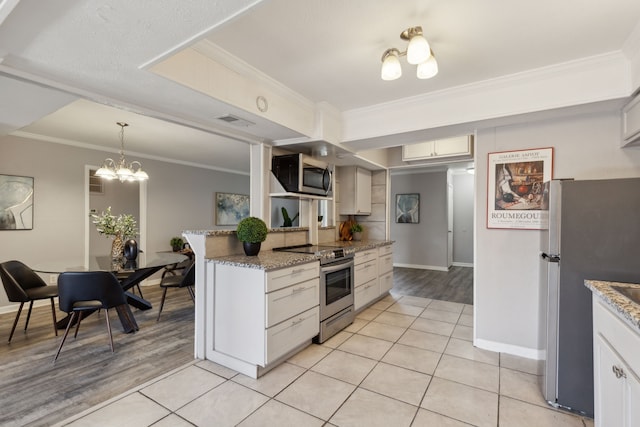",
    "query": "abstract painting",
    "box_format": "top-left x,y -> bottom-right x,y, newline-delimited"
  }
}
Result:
215,192 -> 250,226
396,193 -> 419,223
0,174 -> 34,230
